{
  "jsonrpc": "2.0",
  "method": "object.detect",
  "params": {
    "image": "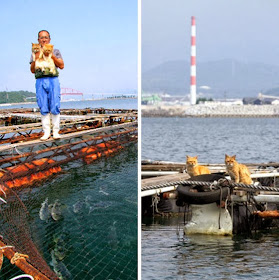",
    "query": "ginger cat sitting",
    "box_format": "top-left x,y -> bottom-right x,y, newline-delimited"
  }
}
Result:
225,154 -> 252,184
186,155 -> 211,177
